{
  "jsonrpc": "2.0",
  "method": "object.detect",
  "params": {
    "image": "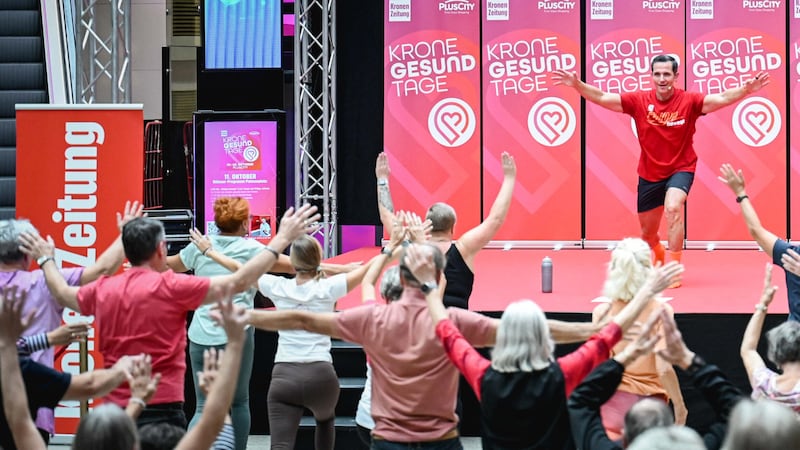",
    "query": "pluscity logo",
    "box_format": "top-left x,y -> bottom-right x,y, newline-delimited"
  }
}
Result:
642,1 -> 681,10
439,0 -> 475,13
742,0 -> 781,9
527,97 -> 576,147
731,97 -> 781,147
538,1 -> 575,10
428,97 -> 476,147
